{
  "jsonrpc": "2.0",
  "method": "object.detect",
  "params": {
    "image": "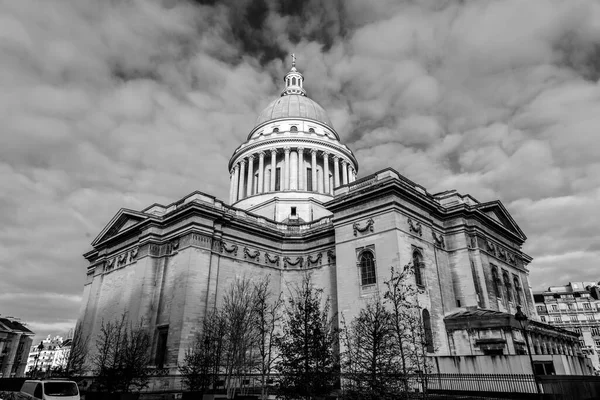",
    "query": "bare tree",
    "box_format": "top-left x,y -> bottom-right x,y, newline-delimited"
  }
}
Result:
221,277 -> 260,399
340,298 -> 396,400
276,273 -> 339,400
383,264 -> 434,398
91,313 -> 152,394
179,309 -> 226,395
251,275 -> 283,400
51,323 -> 90,378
